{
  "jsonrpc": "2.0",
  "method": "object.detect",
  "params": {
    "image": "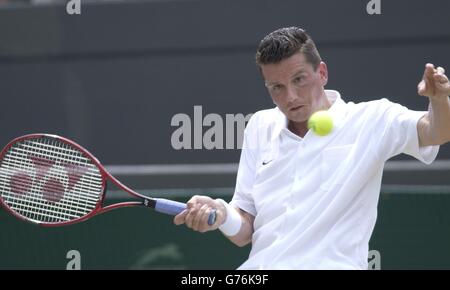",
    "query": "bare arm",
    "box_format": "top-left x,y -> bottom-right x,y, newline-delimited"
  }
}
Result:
417,64 -> 450,146
173,195 -> 254,247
